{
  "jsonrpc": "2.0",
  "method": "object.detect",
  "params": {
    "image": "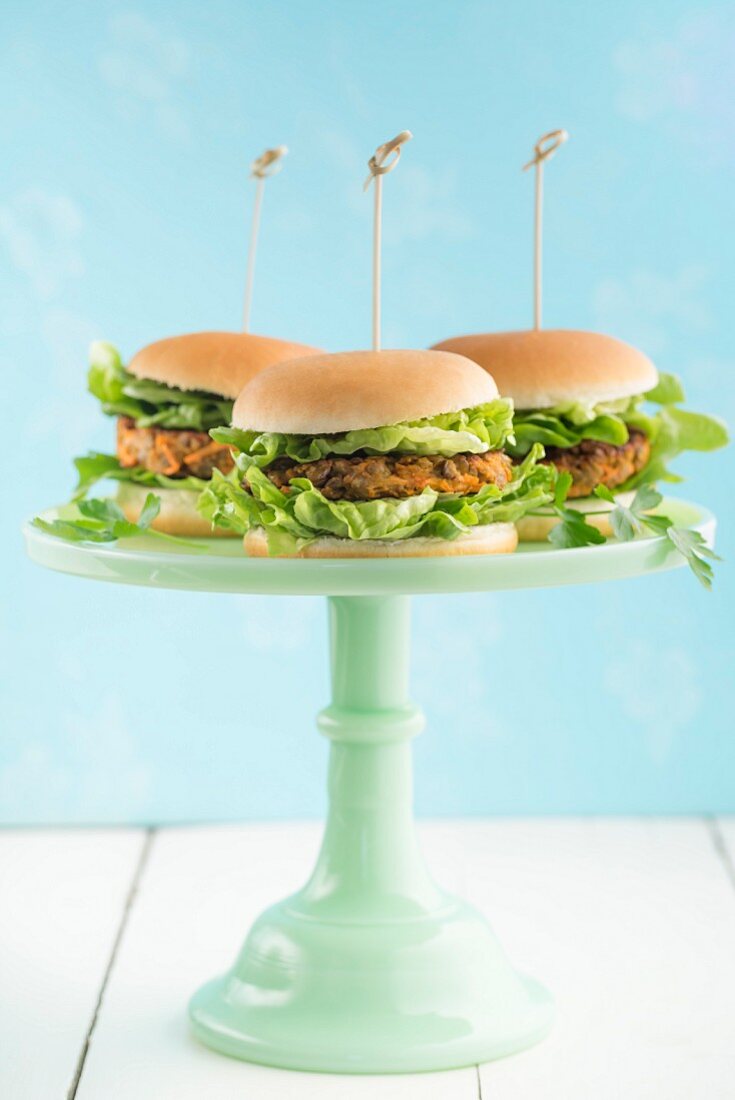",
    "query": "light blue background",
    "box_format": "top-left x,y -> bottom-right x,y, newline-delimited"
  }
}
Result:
2,0 -> 733,823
